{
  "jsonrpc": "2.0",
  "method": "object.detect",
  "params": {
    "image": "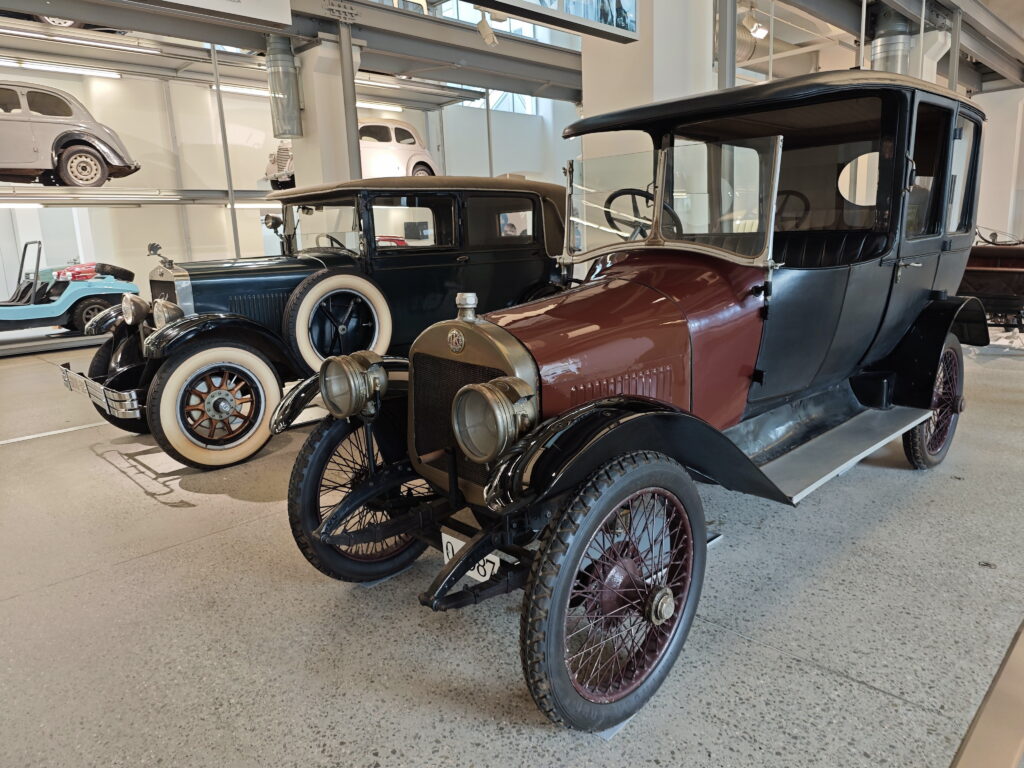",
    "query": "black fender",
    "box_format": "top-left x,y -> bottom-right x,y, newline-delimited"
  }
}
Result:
51,131 -> 128,167
880,296 -> 988,410
486,396 -> 789,511
85,303 -> 124,335
143,313 -> 300,377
